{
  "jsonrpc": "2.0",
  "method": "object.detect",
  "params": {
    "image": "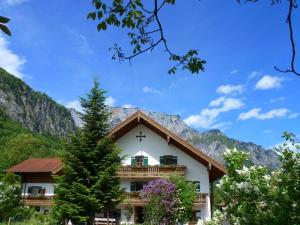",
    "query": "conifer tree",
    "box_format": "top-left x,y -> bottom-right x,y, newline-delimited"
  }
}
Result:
52,80 -> 123,225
